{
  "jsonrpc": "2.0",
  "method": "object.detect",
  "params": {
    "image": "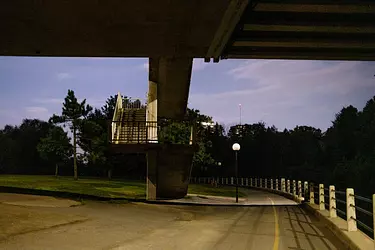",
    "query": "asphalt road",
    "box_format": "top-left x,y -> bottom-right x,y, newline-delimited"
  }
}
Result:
0,190 -> 346,250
